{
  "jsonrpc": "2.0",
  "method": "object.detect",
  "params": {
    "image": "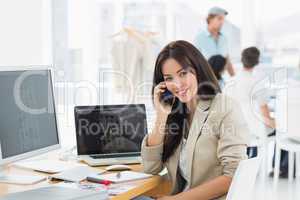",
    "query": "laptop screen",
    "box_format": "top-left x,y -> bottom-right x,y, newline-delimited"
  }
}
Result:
74,104 -> 147,156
